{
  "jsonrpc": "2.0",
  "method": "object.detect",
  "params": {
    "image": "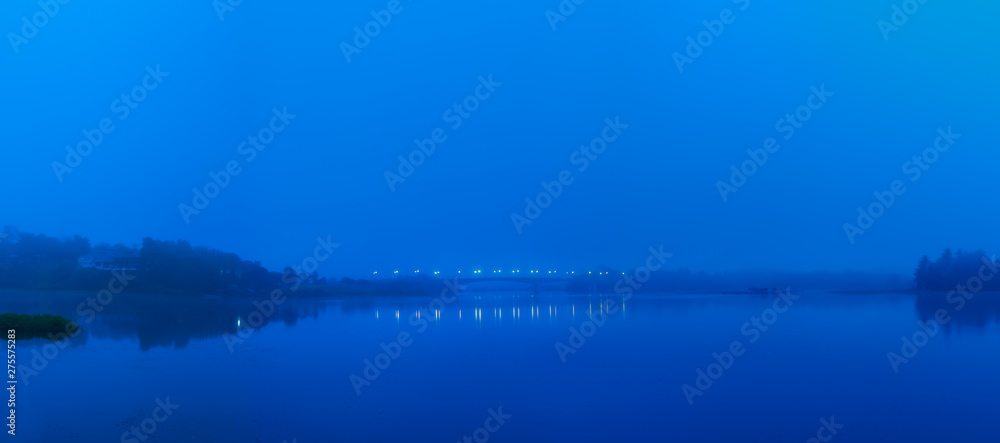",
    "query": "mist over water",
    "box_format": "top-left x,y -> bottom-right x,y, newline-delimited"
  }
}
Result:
8,290 -> 1000,441
2,0 -> 999,441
